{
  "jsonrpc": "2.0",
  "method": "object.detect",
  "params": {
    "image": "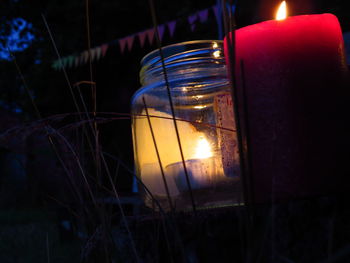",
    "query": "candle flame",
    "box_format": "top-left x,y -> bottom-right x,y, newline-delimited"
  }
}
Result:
276,1 -> 287,20
194,136 -> 213,159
